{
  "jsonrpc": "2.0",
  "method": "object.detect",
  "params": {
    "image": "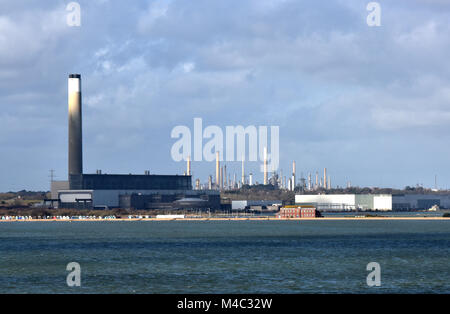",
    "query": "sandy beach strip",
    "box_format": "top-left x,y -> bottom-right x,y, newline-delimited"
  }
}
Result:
1,217 -> 449,222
